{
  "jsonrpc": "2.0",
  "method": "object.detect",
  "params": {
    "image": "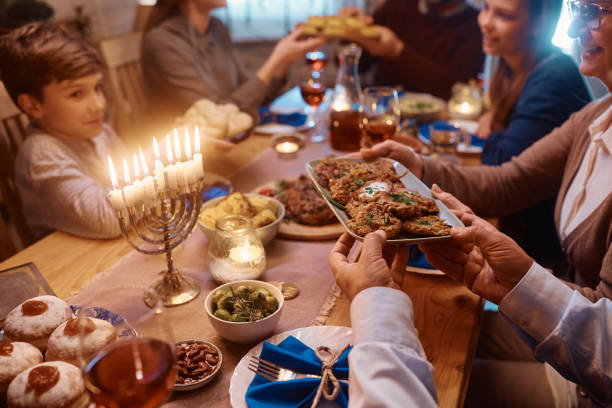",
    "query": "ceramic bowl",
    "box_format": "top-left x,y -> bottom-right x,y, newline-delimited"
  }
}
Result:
173,339 -> 223,391
204,280 -> 284,344
198,194 -> 285,245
